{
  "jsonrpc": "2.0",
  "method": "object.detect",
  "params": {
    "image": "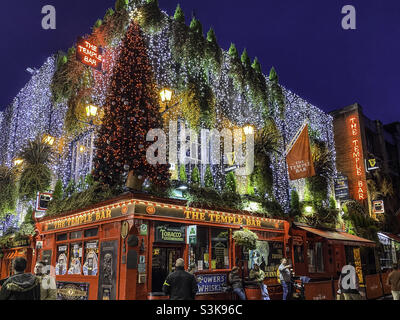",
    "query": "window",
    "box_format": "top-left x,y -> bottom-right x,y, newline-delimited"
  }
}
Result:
211,228 -> 229,269
294,245 -> 304,263
83,241 -> 99,275
249,241 -> 284,278
84,228 -> 98,238
56,245 -> 68,275
190,226 -> 209,271
57,233 -> 67,242
308,242 -> 324,273
53,227 -> 99,277
70,231 -> 82,240
68,243 -> 83,275
188,227 -> 231,271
